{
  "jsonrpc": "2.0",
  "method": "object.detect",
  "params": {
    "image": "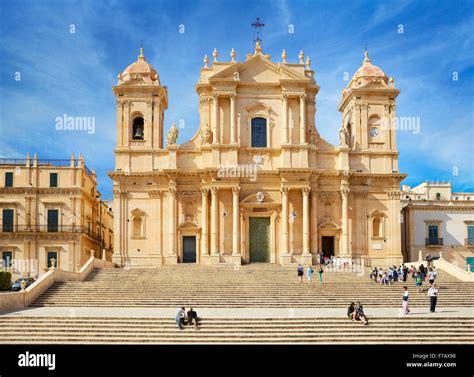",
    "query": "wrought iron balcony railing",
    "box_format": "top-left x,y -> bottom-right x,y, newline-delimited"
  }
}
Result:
425,237 -> 443,246
0,225 -> 100,240
465,238 -> 474,246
